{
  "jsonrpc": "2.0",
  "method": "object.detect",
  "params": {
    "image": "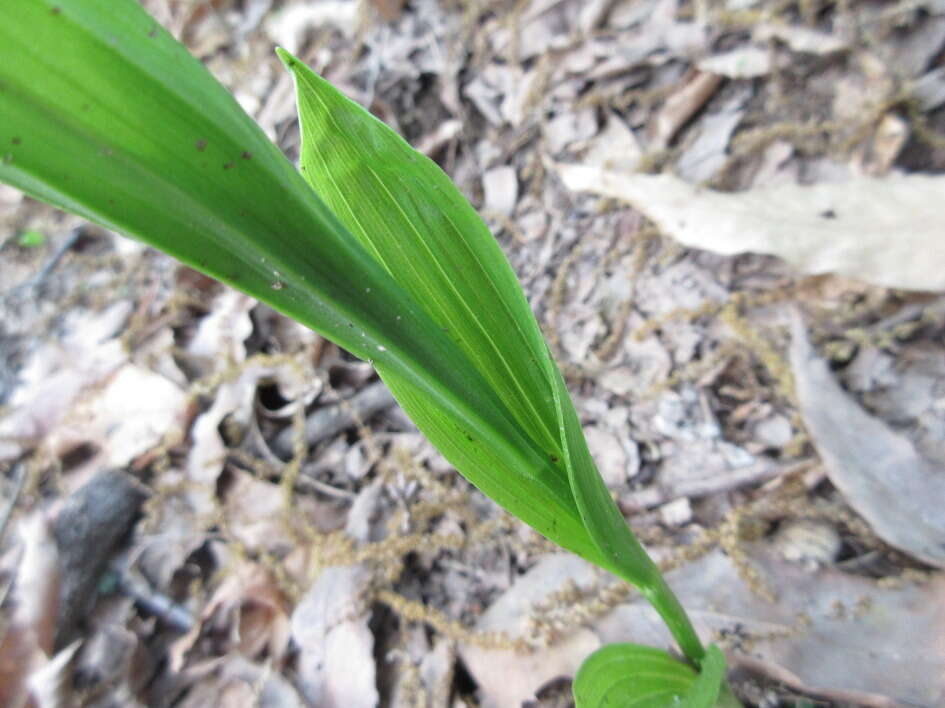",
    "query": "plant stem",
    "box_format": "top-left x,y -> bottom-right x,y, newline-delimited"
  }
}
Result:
716,682 -> 746,708
641,573 -> 705,665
